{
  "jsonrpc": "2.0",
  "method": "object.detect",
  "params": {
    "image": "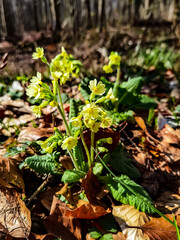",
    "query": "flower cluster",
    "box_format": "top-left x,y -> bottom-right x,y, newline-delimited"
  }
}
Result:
26,72 -> 54,117
50,47 -> 82,85
103,51 -> 121,74
70,79 -> 117,134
